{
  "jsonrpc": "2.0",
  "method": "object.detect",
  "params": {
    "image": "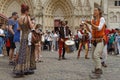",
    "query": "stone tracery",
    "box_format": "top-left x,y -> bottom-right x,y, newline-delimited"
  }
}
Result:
0,0 -> 33,16
0,0 -> 119,31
